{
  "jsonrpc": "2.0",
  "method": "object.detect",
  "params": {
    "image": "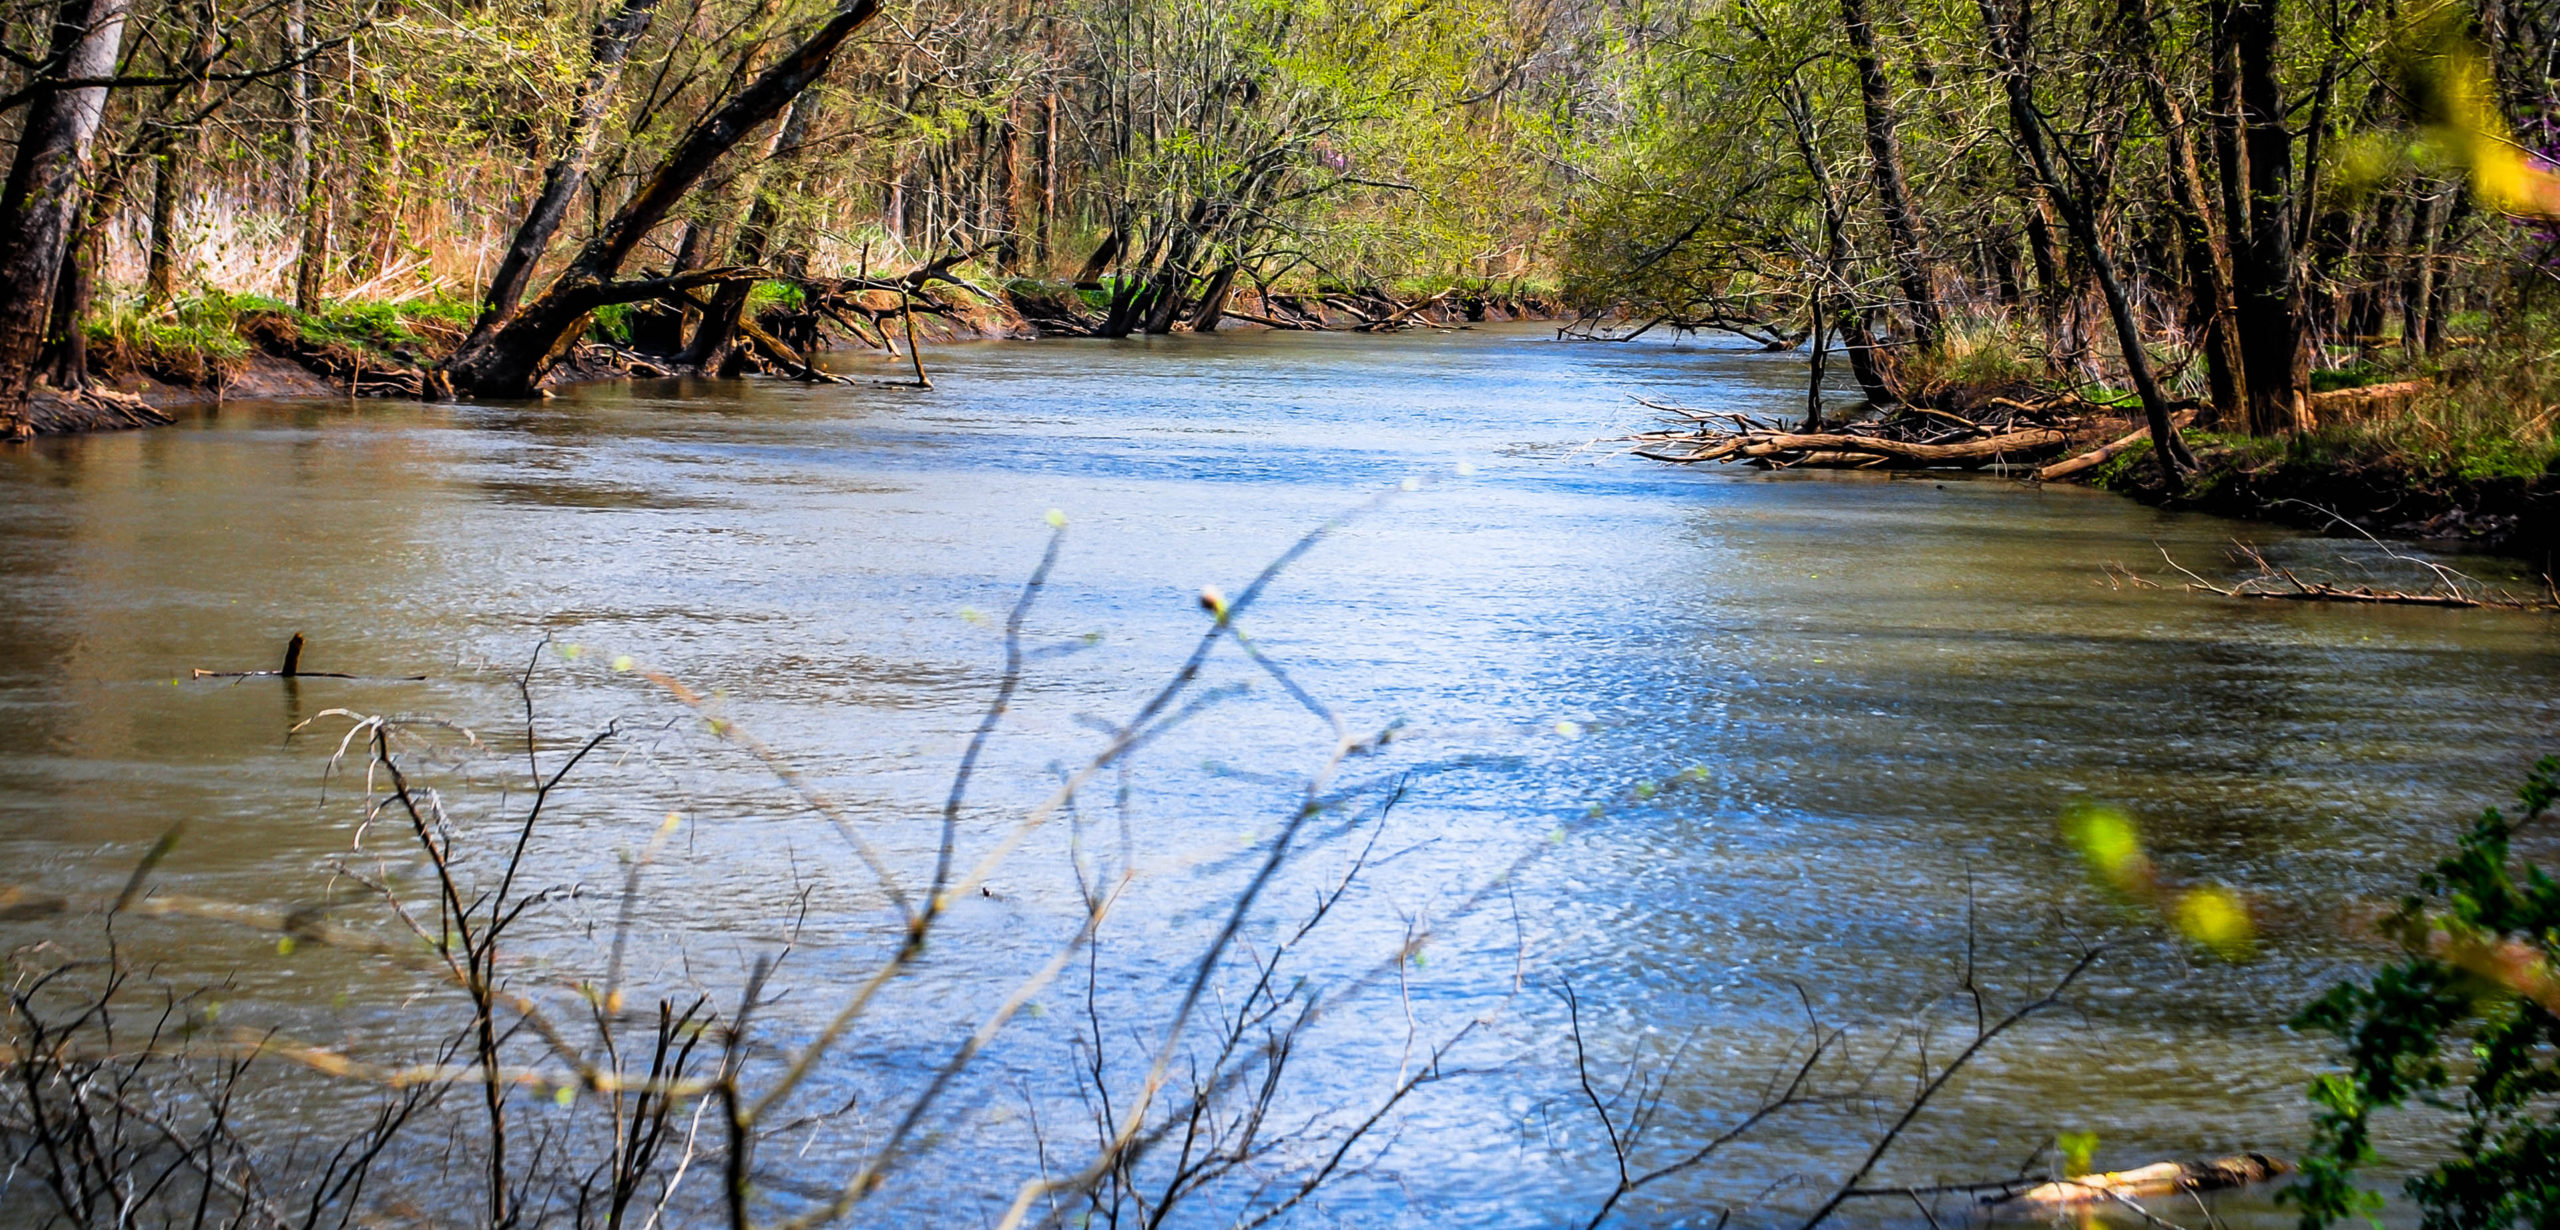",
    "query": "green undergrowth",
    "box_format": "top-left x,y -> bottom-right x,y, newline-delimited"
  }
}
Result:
2093,419 -> 2560,495
83,289 -> 479,381
747,279 -> 805,312
588,303 -> 634,345
82,294 -> 255,382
